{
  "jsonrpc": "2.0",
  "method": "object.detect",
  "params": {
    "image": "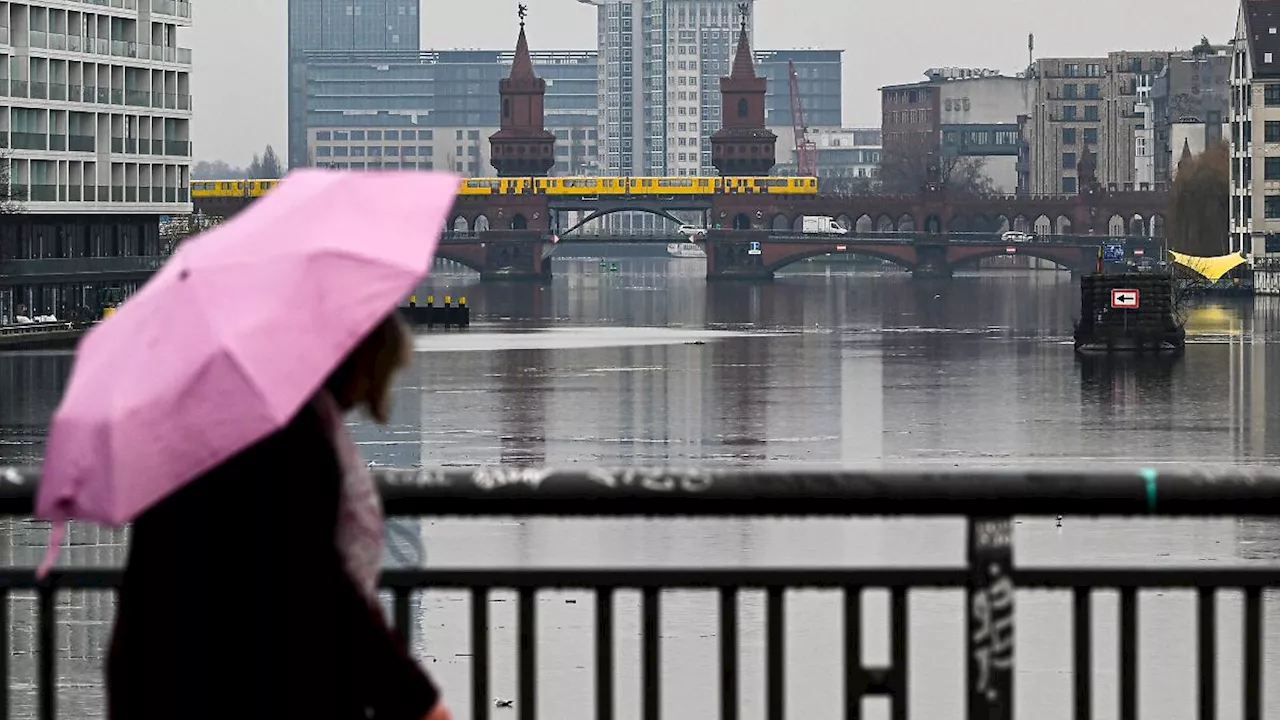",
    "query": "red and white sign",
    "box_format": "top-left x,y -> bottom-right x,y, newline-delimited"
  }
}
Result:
1133,248 -> 1144,256
1111,289 -> 1140,309
836,245 -> 847,252
1005,246 -> 1017,254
